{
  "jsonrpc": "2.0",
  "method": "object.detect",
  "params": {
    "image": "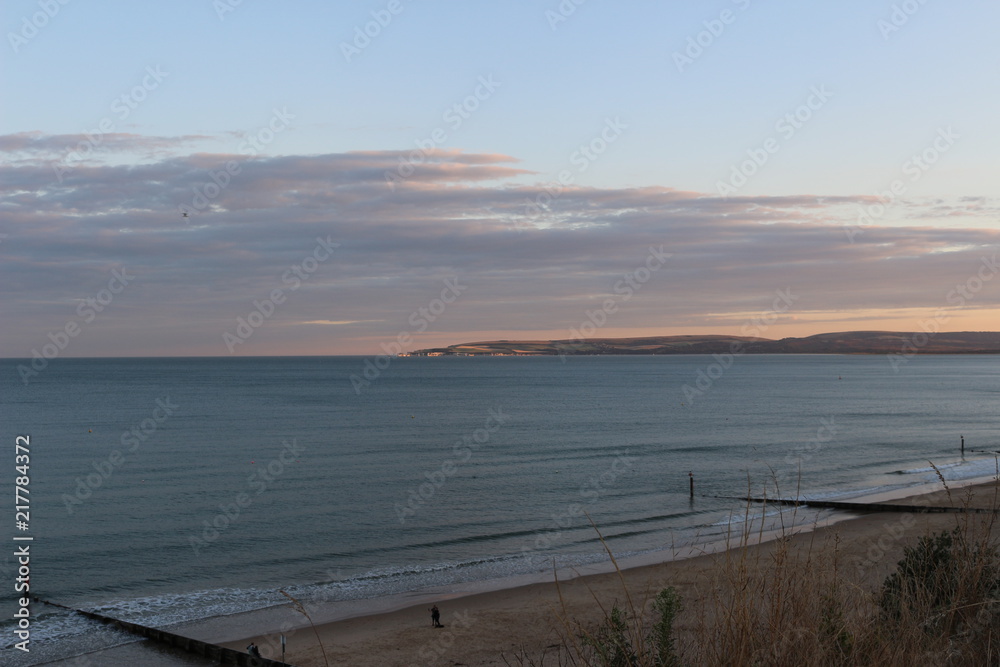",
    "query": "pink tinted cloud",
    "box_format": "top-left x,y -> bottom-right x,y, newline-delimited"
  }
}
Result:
1,135 -> 999,355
